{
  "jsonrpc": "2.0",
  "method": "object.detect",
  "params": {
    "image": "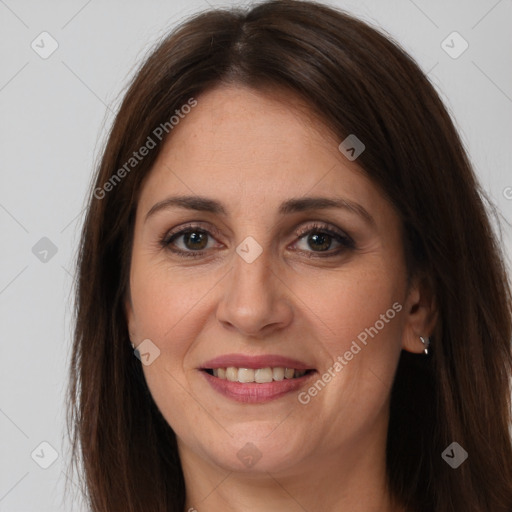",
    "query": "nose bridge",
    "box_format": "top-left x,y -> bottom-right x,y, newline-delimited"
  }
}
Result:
216,236 -> 292,335
230,240 -> 275,310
